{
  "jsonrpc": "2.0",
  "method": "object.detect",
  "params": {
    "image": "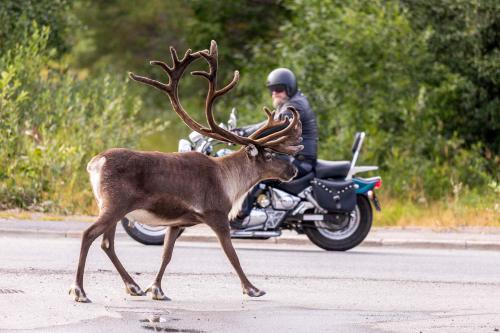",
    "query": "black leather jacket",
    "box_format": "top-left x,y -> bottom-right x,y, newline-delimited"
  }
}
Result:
240,91 -> 318,160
